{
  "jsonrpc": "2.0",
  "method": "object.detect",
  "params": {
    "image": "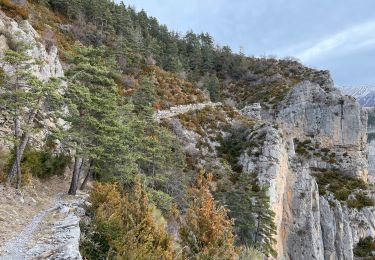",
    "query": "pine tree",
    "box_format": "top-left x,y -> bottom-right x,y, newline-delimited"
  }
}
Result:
226,173 -> 256,246
203,75 -> 221,102
132,77 -> 156,116
252,185 -> 277,257
0,42 -> 62,188
225,174 -> 277,257
179,172 -> 237,259
62,45 -> 121,195
200,33 -> 215,73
